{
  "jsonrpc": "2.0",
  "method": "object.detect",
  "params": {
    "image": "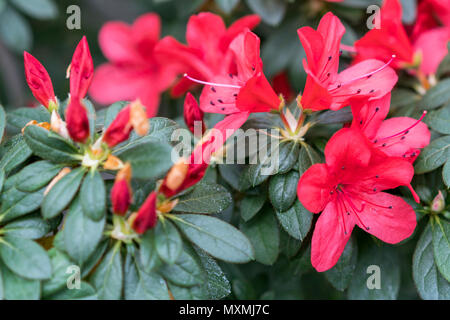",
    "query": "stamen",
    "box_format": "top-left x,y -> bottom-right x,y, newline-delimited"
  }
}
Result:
329,55 -> 396,91
184,74 -> 241,89
340,190 -> 370,231
361,107 -> 380,130
377,111 -> 427,142
408,184 -> 420,203
336,194 -> 348,235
